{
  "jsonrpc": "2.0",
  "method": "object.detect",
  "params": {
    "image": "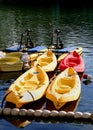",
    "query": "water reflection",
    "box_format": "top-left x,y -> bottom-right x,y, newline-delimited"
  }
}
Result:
0,71 -> 23,81
4,117 -> 32,128
3,96 -> 80,128
0,5 -> 93,50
